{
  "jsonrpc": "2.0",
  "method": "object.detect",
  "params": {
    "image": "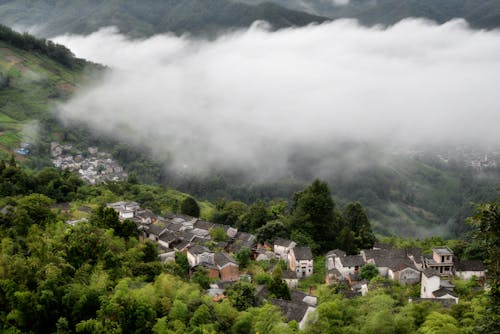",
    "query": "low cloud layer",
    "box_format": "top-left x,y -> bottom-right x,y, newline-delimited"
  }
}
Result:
54,19 -> 500,177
